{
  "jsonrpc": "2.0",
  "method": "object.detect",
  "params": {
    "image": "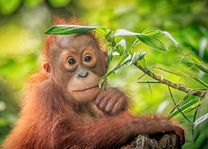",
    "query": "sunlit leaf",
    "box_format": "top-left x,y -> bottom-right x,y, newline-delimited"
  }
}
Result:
99,55 -> 132,88
194,63 -> 208,73
131,39 -> 140,48
119,39 -> 127,50
143,28 -> 179,48
193,93 -> 208,141
95,28 -> 109,36
137,35 -> 167,51
114,39 -> 127,55
194,113 -> 208,127
45,25 -> 100,35
182,57 -> 208,73
161,31 -> 179,48
106,49 -> 113,66
142,27 -> 161,35
193,78 -> 208,88
129,53 -> 139,65
199,37 -> 208,58
169,93 -> 190,114
170,97 -> 201,117
168,86 -> 191,123
139,52 -> 146,60
113,56 -> 131,73
114,29 -> 139,36
114,29 -> 167,50
192,105 -> 200,142
129,52 -> 146,65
